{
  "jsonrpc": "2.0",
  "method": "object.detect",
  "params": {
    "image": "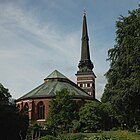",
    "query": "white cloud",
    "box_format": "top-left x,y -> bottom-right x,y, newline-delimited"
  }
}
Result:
0,2 -> 108,100
95,73 -> 107,100
0,2 -> 81,98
